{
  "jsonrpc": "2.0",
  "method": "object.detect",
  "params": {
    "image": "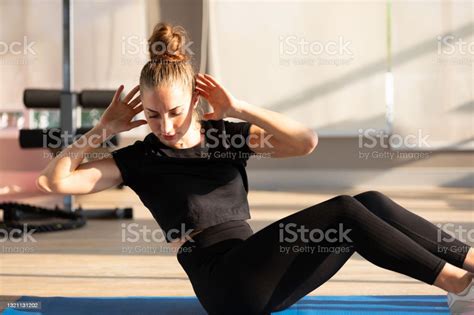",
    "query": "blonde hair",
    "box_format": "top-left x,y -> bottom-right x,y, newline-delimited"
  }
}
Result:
139,22 -> 203,121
